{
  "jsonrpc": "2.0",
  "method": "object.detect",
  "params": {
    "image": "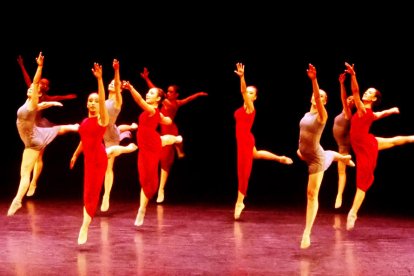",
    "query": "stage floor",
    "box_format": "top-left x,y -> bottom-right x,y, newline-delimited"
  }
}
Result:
1,198 -> 414,275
